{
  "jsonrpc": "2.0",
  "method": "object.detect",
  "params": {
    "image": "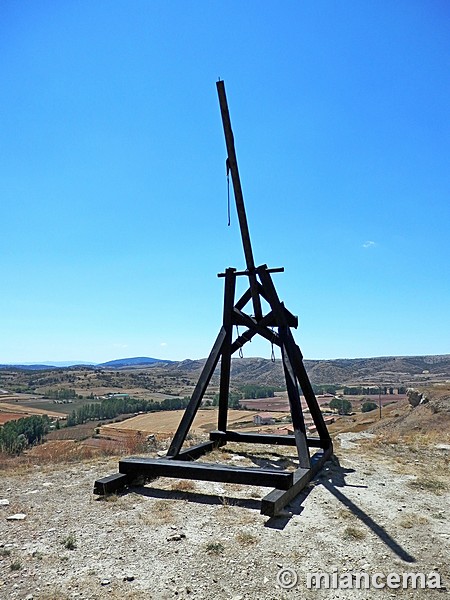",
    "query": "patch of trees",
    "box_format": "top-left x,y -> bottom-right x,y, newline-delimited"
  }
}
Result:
43,388 -> 77,400
343,386 -> 407,395
240,385 -> 278,399
66,396 -> 191,427
361,401 -> 378,413
211,392 -> 242,409
312,384 -> 339,394
0,415 -> 51,455
329,398 -> 352,415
